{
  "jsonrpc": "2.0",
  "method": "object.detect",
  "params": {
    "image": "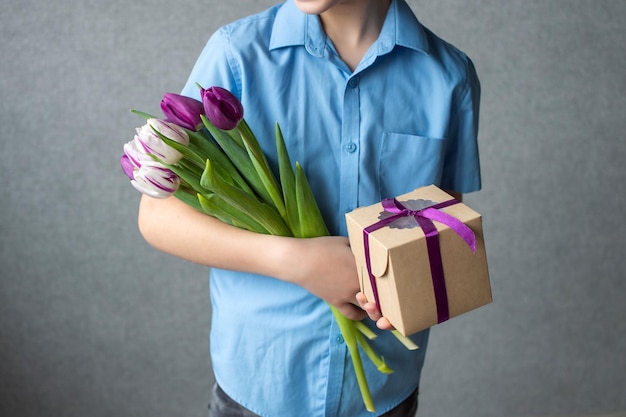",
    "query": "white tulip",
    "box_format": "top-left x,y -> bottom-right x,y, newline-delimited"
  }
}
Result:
134,119 -> 189,164
130,160 -> 180,198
